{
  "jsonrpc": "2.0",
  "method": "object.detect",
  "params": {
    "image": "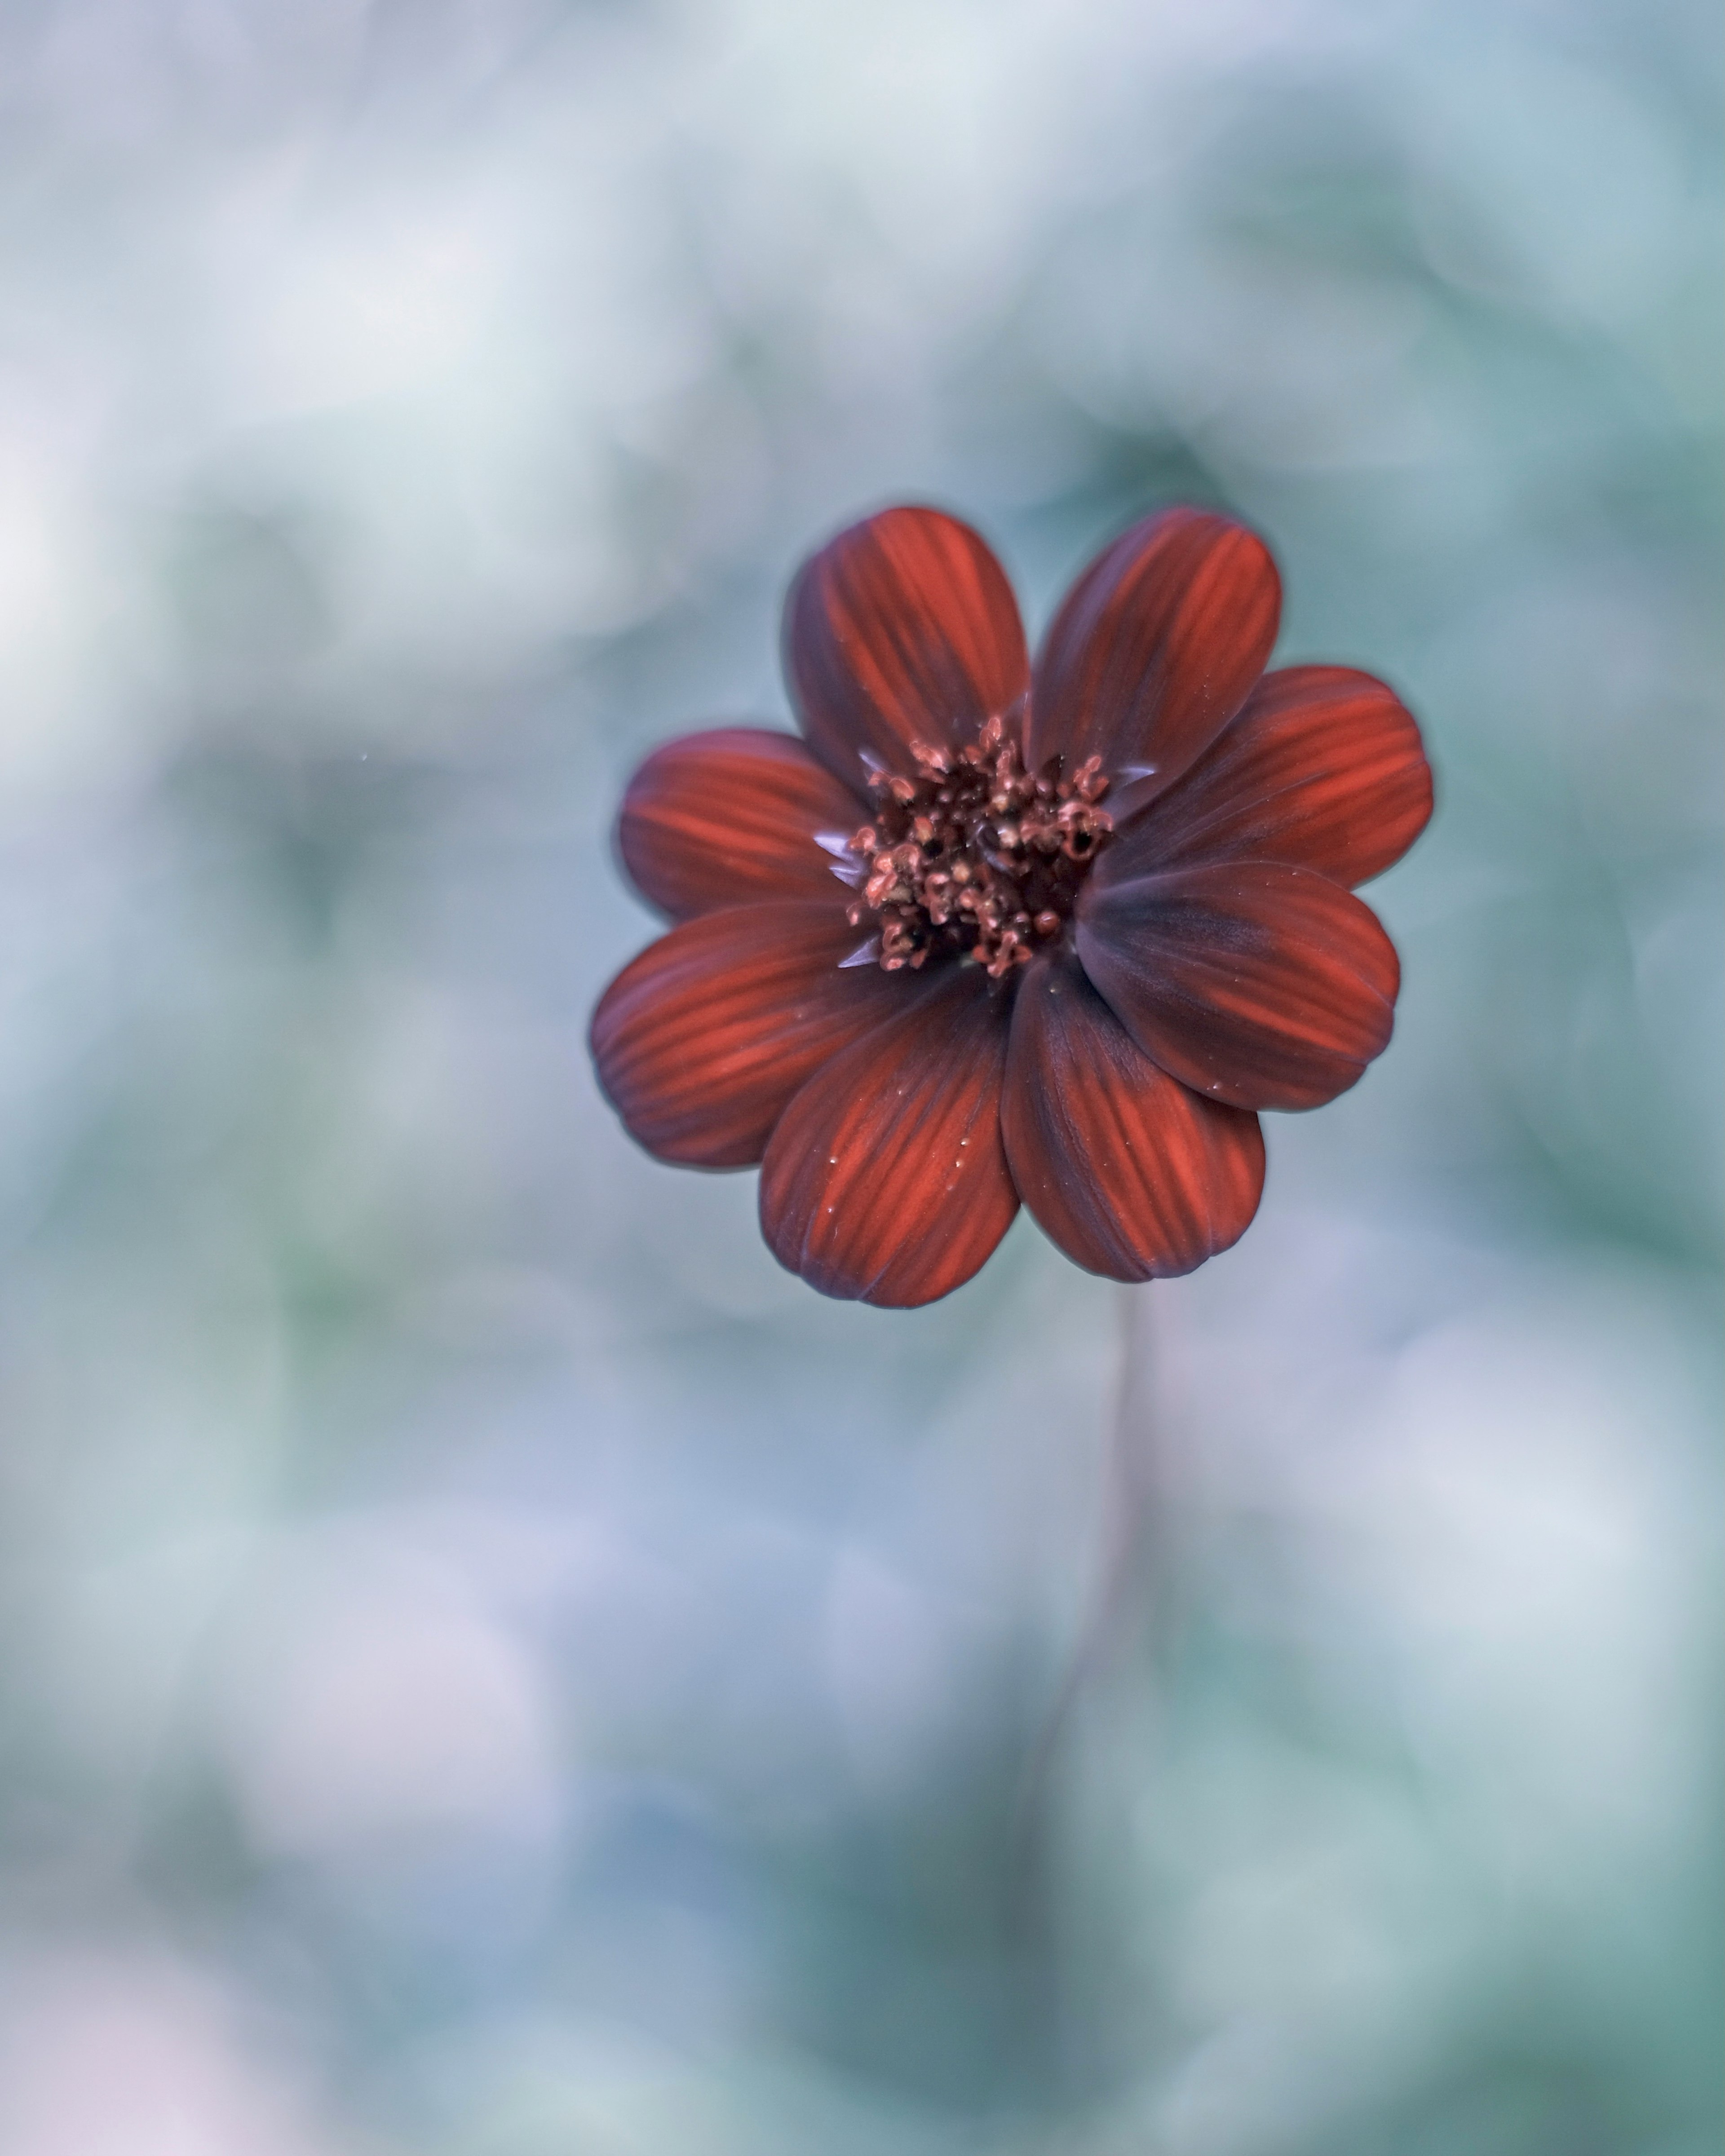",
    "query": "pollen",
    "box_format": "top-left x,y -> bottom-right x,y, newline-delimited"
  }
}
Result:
845,715 -> 1115,978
